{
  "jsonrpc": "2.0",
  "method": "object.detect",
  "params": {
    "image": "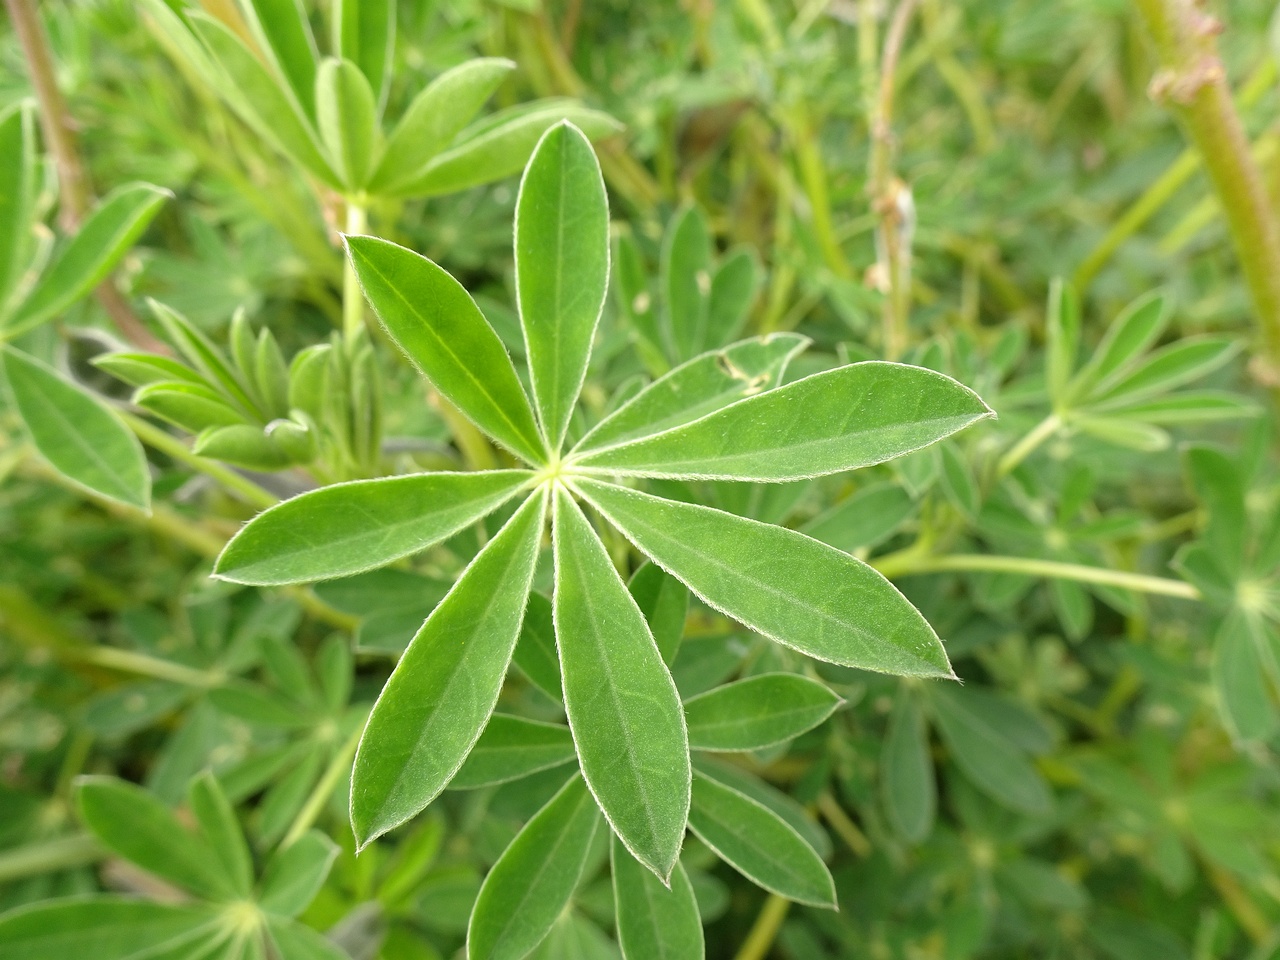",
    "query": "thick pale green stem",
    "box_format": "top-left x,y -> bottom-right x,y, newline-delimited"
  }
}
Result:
281,723 -> 364,849
876,552 -> 1200,599
1133,0 -> 1280,384
342,201 -> 368,342
733,893 -> 791,960
996,413 -> 1062,477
